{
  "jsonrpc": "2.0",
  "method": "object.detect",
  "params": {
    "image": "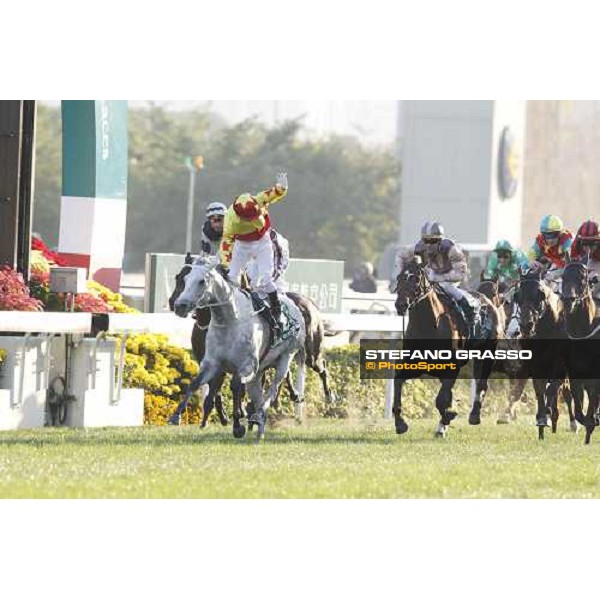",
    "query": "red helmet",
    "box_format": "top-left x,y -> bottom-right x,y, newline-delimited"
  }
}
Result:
233,194 -> 260,221
577,219 -> 600,241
